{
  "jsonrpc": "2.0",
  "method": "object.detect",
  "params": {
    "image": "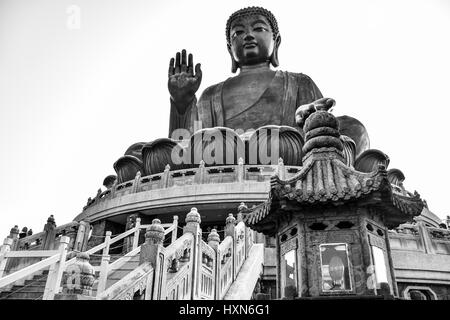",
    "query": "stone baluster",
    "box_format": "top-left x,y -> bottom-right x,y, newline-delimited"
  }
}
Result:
8,225 -> 19,251
140,219 -> 165,299
96,231 -> 112,296
132,171 -> 141,193
171,215 -> 179,244
0,238 -> 13,278
55,252 -> 95,300
110,179 -> 118,198
43,236 -> 70,300
277,157 -> 285,180
162,164 -> 171,188
207,229 -> 220,251
73,221 -> 90,253
198,160 -> 206,184
225,213 -> 237,281
207,229 -> 220,300
183,208 -> 202,300
132,218 -> 141,250
417,221 -> 434,254
225,214 -> 236,238
237,157 -> 244,182
42,215 -> 57,250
